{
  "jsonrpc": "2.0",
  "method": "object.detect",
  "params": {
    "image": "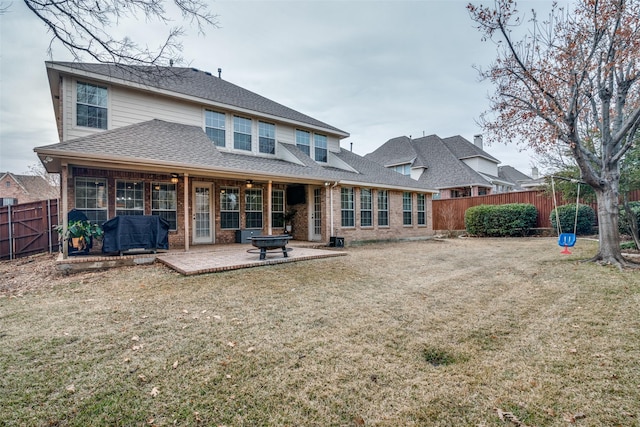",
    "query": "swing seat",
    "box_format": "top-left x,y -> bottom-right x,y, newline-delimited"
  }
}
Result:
558,233 -> 576,248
